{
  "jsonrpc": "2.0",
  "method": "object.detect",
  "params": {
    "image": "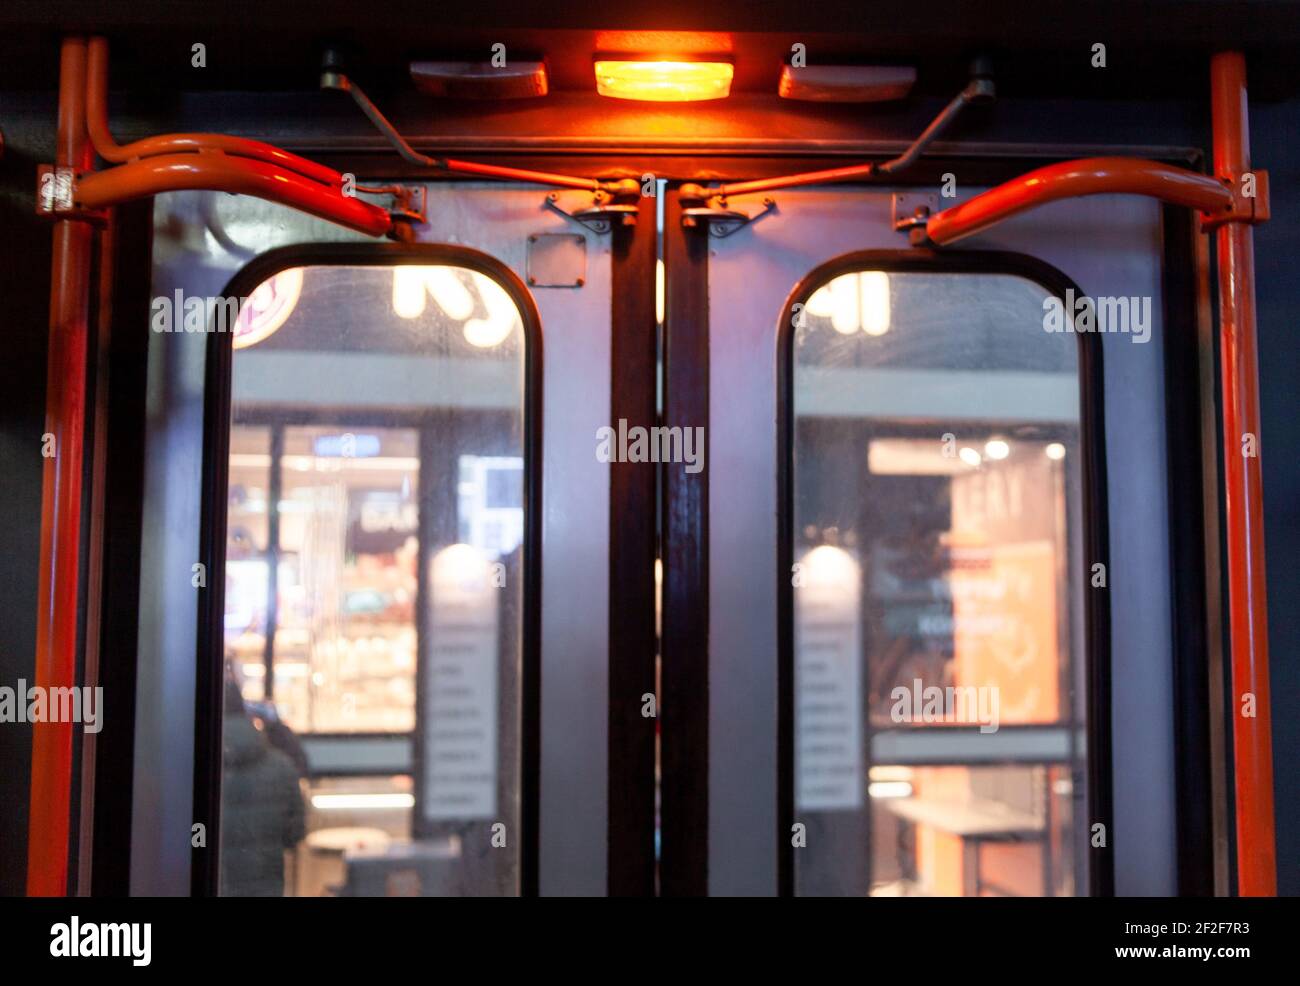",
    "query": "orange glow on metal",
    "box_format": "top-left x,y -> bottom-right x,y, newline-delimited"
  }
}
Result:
925,157 -> 1234,246
29,34 -> 93,897
1211,50 -> 1276,898
594,59 -> 733,101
